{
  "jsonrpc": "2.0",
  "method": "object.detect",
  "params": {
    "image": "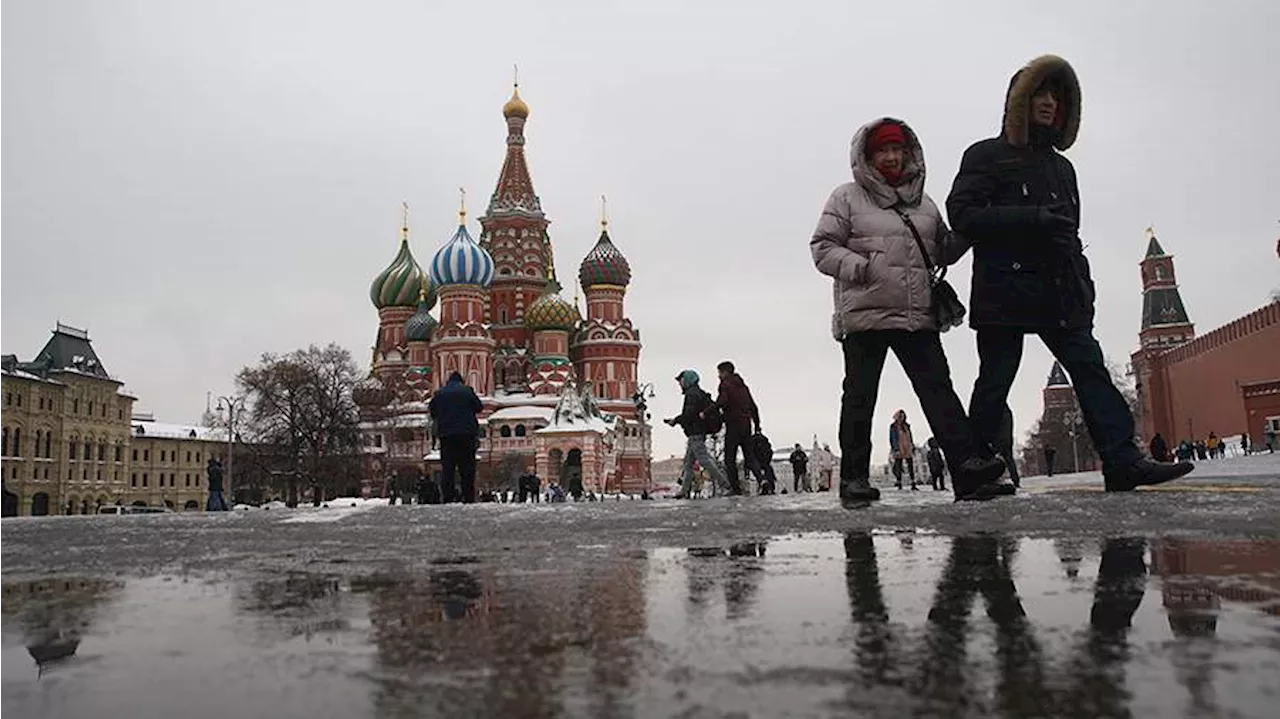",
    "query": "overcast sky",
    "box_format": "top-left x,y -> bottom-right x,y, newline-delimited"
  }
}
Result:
4,0 -> 1278,463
